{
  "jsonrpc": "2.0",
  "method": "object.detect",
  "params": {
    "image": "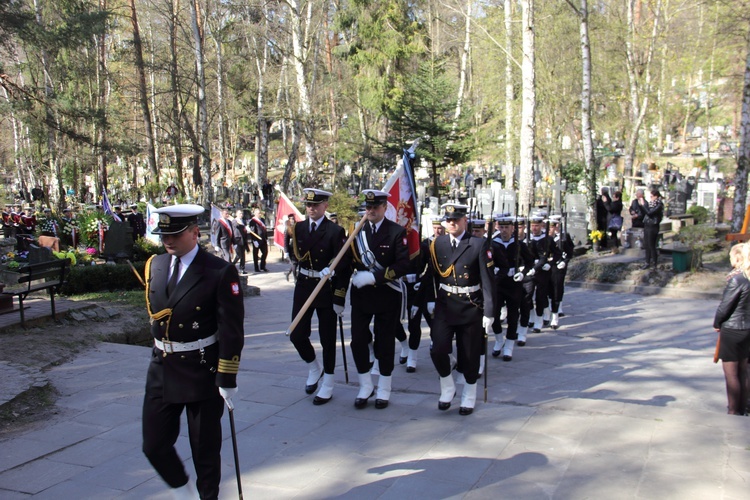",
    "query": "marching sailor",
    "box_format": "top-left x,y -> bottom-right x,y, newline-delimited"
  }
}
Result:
490,214 -> 534,361
141,204 -> 244,500
548,214 -> 574,329
426,203 -> 495,415
288,189 -> 349,404
347,189 -> 410,409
